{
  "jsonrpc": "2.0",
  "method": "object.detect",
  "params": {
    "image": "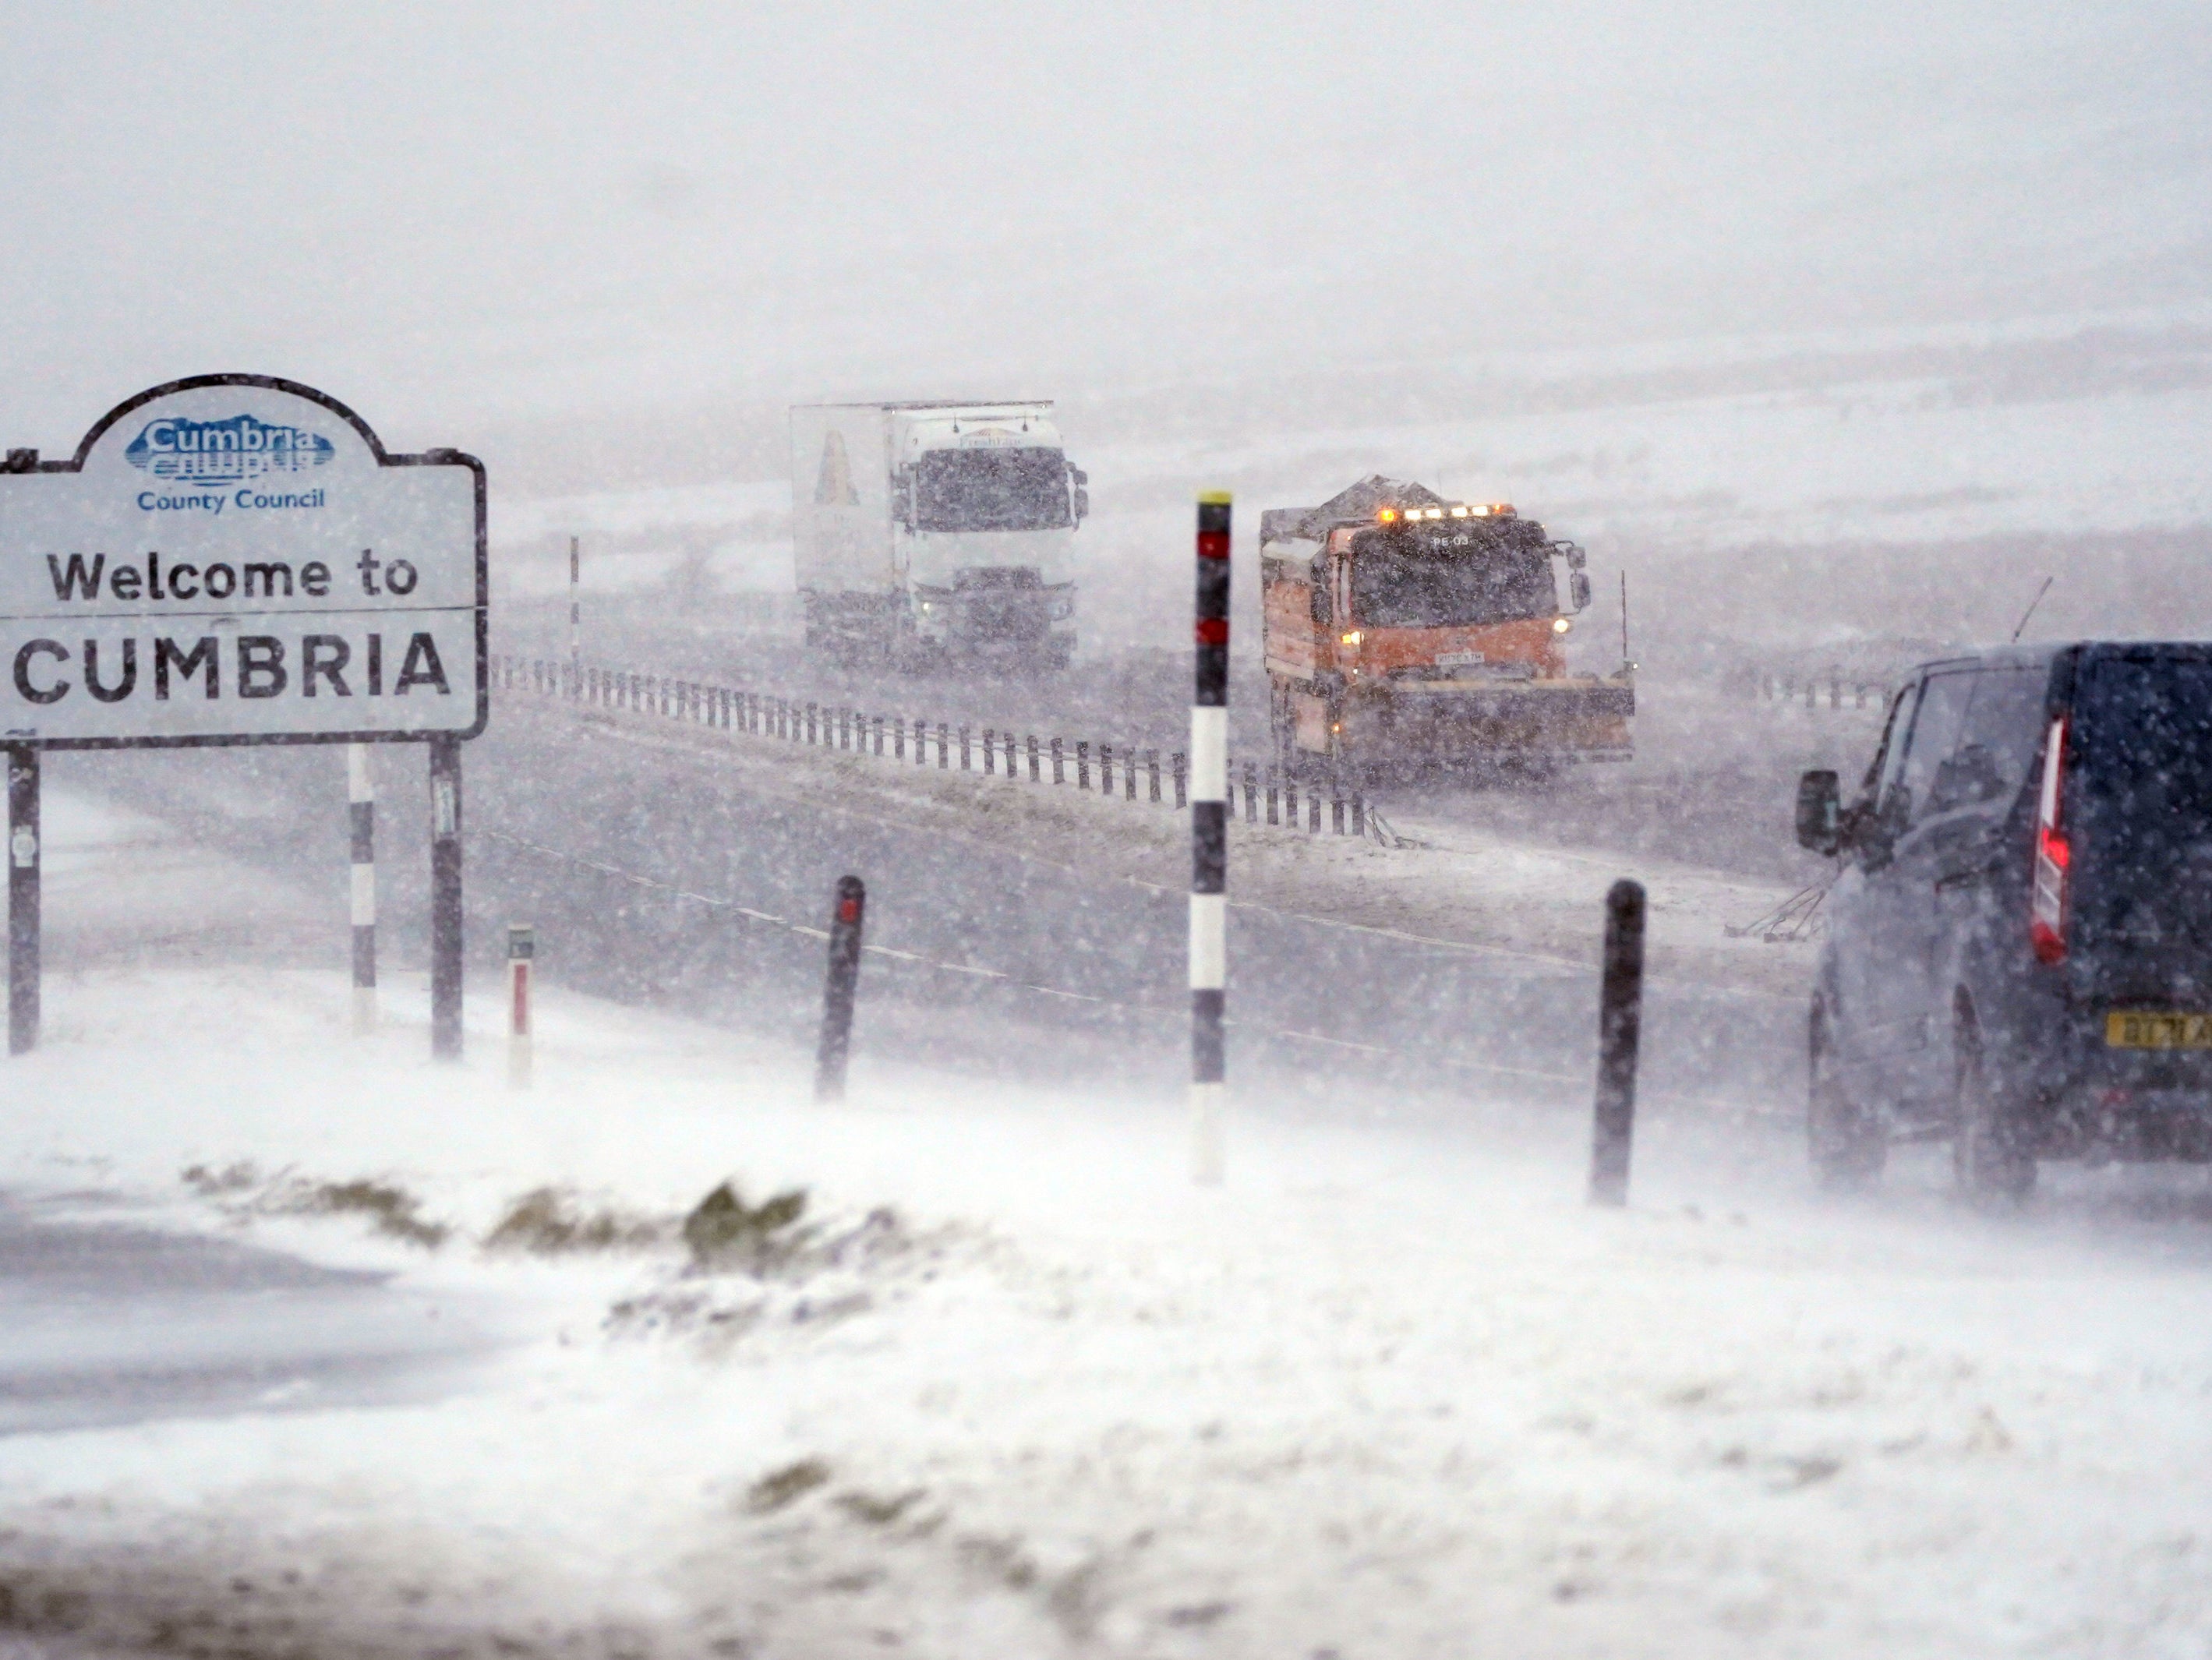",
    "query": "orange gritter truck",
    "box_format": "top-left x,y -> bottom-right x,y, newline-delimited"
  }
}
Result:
1260,476 -> 1634,778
